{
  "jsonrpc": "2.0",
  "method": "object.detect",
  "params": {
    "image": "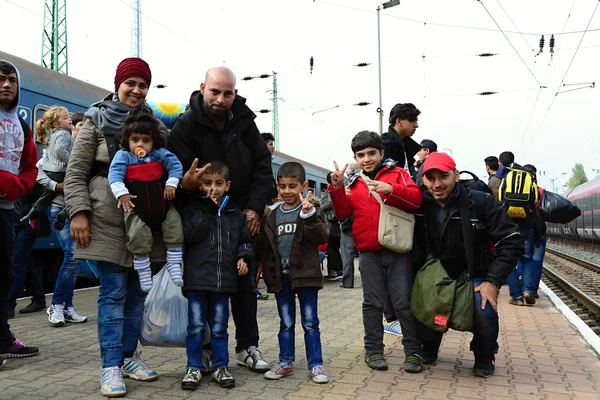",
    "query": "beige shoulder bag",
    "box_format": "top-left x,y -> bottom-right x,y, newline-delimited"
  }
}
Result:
360,172 -> 415,253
